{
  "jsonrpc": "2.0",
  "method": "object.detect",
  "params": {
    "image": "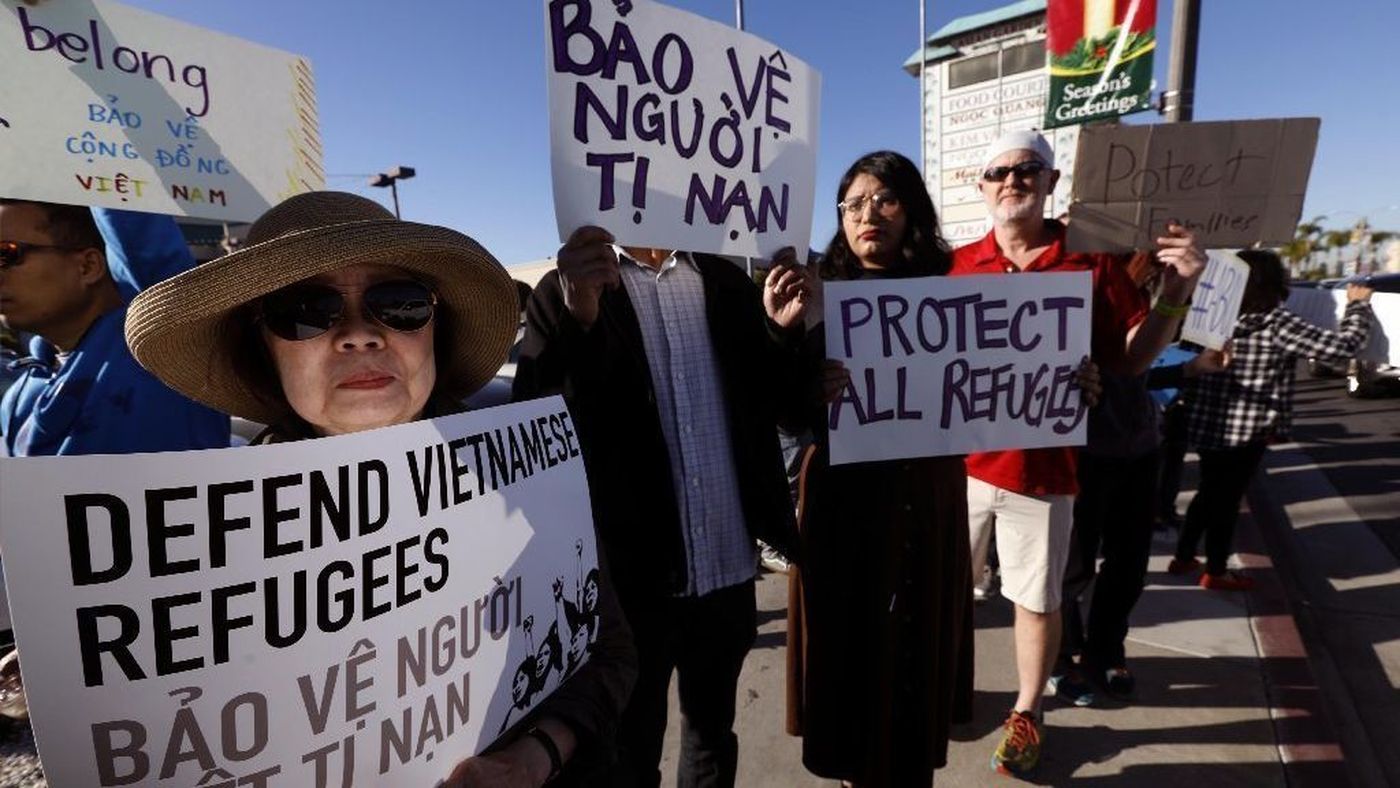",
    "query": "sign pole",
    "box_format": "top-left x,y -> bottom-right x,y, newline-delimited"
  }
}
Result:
1163,0 -> 1200,122
919,1 -> 928,181
736,0 -> 754,277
